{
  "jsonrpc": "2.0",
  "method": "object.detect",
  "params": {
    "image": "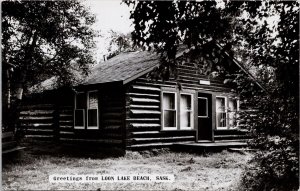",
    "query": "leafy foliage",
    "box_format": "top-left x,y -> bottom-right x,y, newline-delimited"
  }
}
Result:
237,5 -> 299,190
125,1 -> 235,79
241,145 -> 298,191
126,1 -> 299,190
106,30 -> 137,59
2,1 -> 97,131
2,1 -> 97,92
